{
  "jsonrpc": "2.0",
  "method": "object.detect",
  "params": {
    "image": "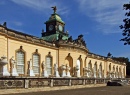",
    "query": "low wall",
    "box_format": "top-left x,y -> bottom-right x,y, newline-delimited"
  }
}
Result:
0,77 -> 126,89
